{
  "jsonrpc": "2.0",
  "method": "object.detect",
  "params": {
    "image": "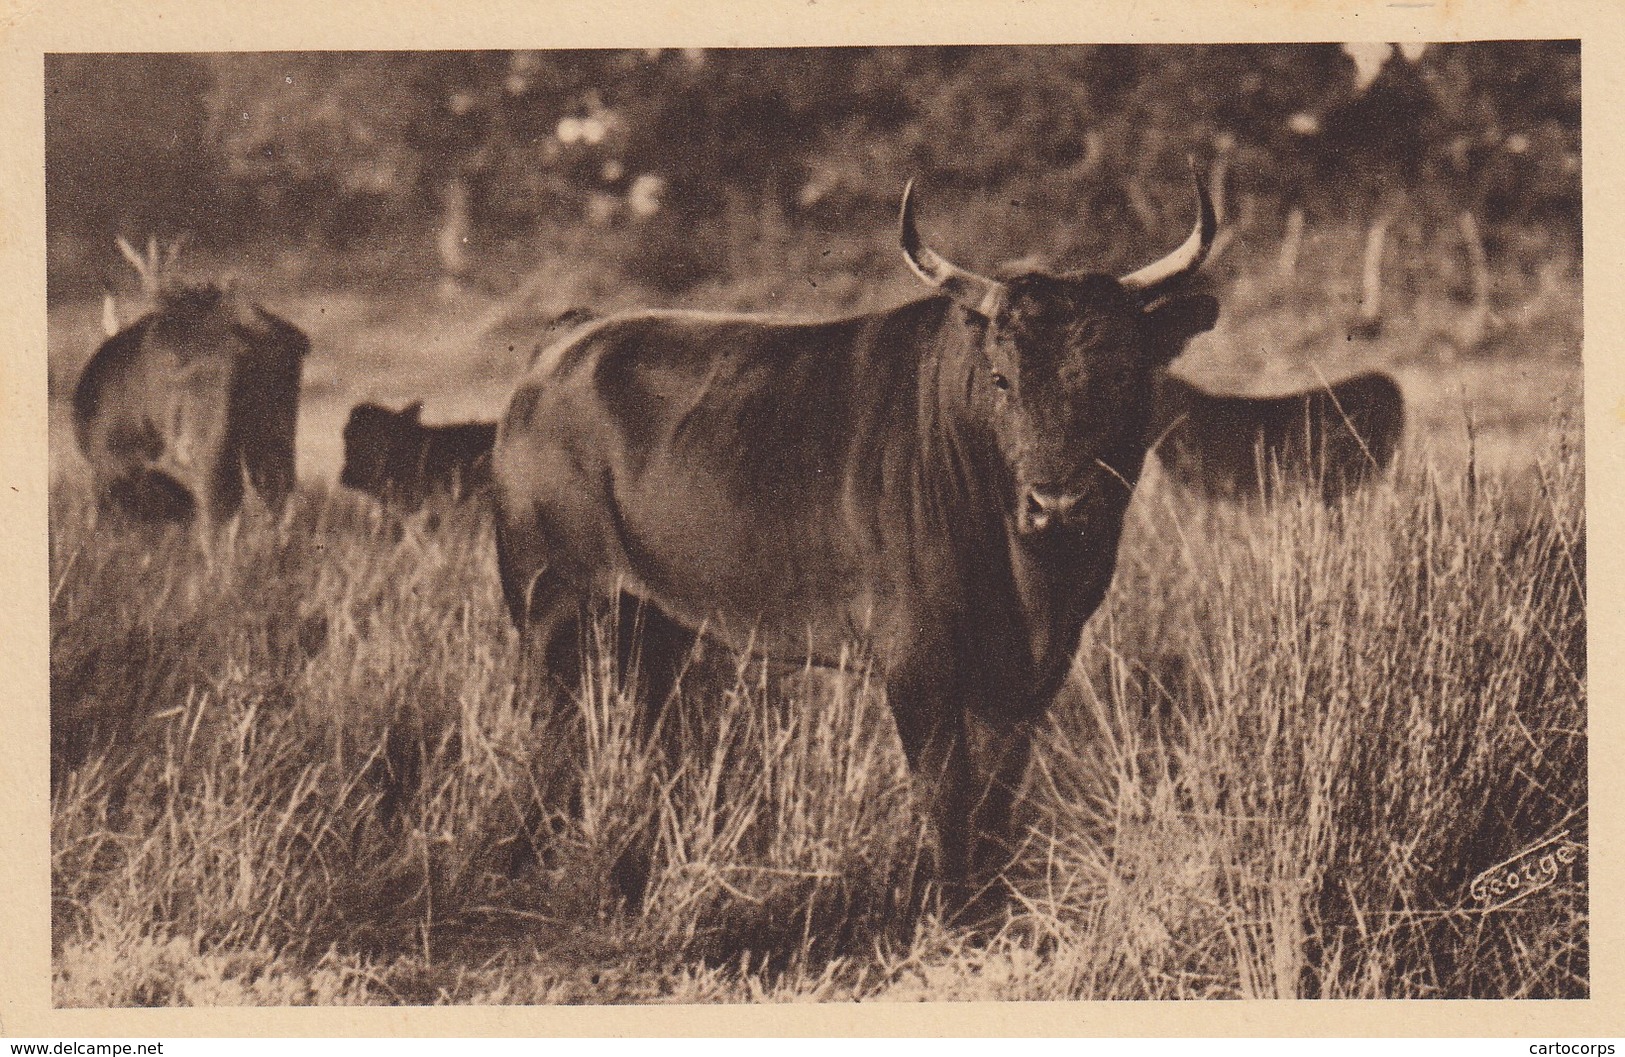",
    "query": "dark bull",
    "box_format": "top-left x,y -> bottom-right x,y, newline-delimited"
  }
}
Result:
74,284 -> 309,524
492,176 -> 1219,888
340,401 -> 498,509
1150,370 -> 1404,502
